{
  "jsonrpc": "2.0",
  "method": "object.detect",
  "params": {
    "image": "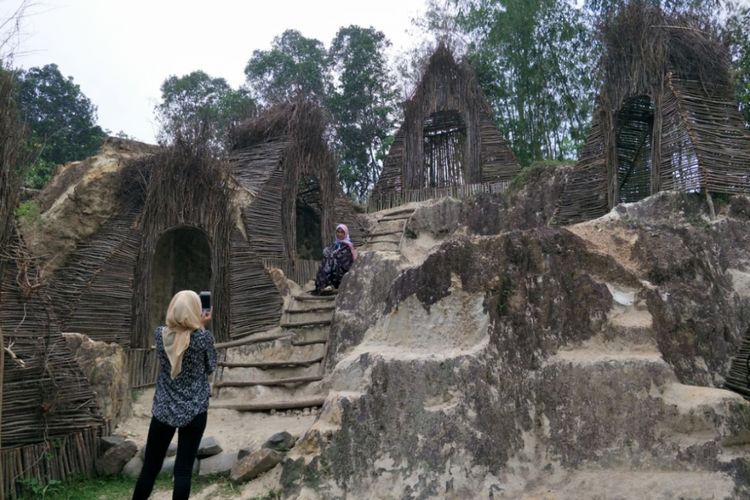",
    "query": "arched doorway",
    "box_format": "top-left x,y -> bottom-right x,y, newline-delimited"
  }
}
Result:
296,176 -> 323,260
422,109 -> 466,188
616,95 -> 654,203
149,226 -> 211,333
